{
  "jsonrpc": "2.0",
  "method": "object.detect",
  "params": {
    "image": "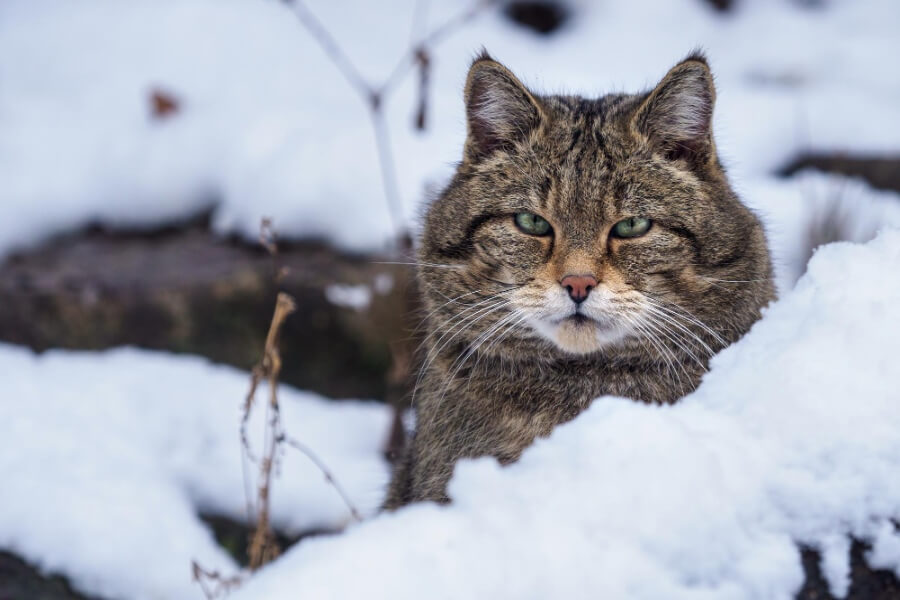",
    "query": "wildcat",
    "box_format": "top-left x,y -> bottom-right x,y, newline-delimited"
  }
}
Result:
384,52 -> 775,508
